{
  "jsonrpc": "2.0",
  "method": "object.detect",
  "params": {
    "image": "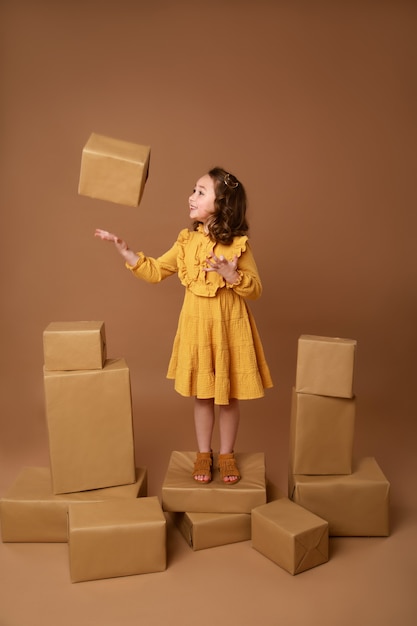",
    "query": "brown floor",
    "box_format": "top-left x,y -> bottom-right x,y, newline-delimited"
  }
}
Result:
1,385 -> 416,626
